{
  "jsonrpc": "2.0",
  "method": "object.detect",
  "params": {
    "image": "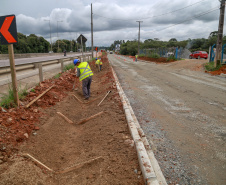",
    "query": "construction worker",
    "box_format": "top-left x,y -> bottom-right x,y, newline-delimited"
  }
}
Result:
135,54 -> 138,62
73,59 -> 93,100
95,58 -> 102,71
95,58 -> 99,70
98,58 -> 103,71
